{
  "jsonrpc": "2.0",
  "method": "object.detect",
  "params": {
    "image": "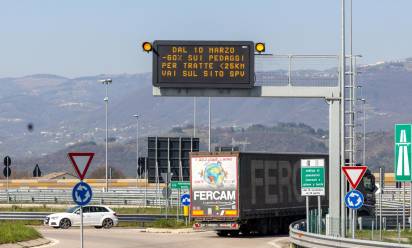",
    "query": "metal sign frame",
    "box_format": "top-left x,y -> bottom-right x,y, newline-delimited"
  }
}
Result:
154,82 -> 341,236
150,45 -> 350,236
